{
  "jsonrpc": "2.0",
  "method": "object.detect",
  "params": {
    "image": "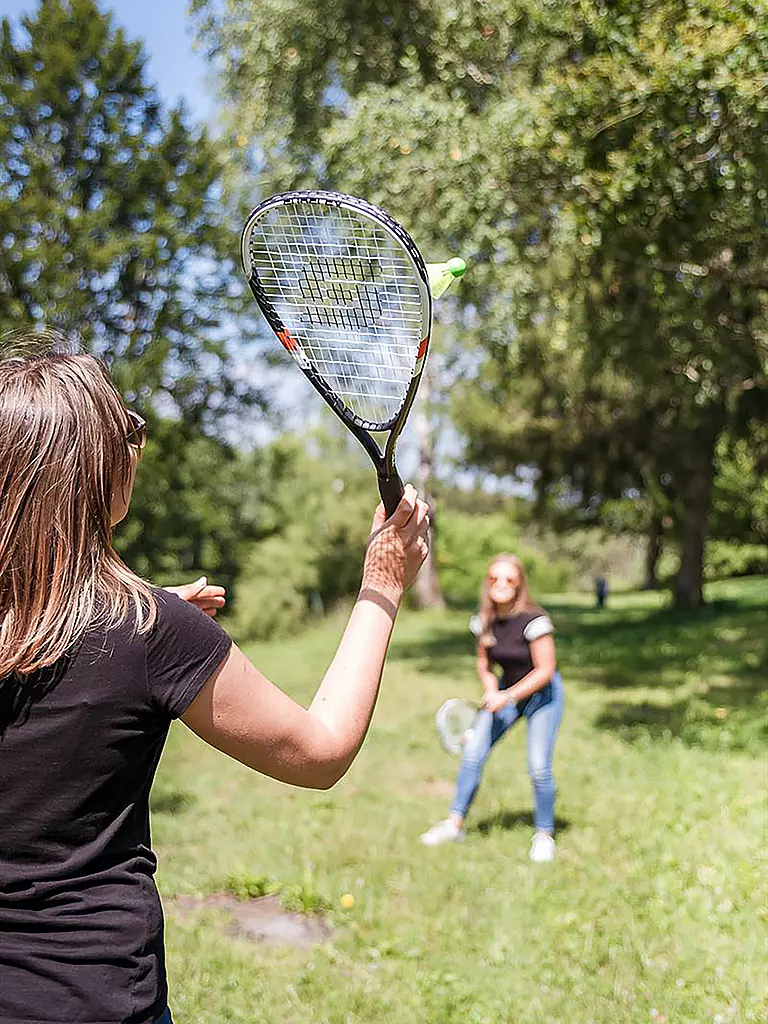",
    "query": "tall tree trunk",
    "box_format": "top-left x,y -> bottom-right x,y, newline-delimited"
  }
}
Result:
411,369 -> 445,610
674,426 -> 719,610
642,513 -> 664,590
